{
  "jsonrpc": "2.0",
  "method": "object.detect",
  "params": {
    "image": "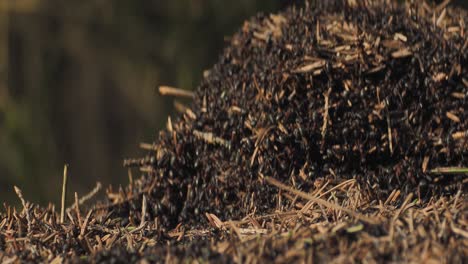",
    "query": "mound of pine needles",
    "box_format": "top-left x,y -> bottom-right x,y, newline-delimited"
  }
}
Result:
1,1 -> 467,262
